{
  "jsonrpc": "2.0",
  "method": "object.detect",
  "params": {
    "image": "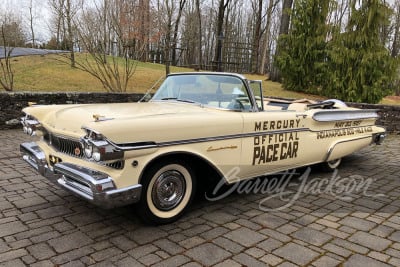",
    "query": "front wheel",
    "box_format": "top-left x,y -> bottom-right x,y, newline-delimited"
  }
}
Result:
137,159 -> 196,225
